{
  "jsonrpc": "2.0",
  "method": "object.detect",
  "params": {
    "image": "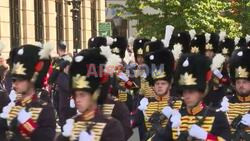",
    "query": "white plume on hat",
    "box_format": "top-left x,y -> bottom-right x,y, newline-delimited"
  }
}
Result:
39,42 -> 54,59
219,31 -> 226,42
100,46 -> 121,74
234,37 -> 240,45
189,29 -> 196,40
211,53 -> 225,79
205,33 -> 211,43
172,43 -> 182,61
211,53 -> 225,71
162,25 -> 175,48
106,36 -> 114,46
